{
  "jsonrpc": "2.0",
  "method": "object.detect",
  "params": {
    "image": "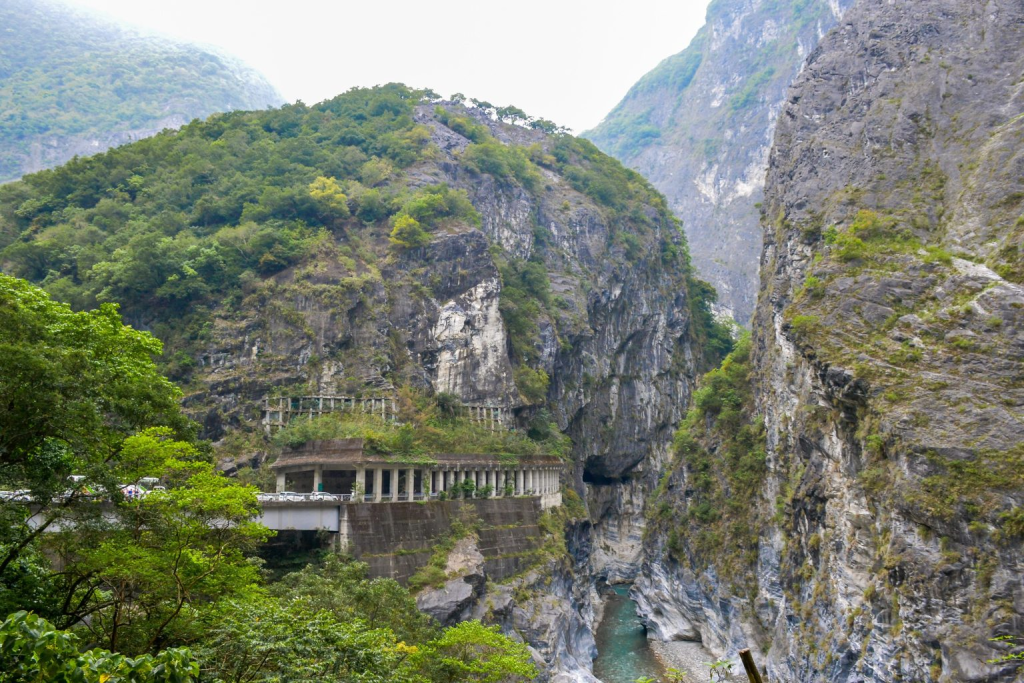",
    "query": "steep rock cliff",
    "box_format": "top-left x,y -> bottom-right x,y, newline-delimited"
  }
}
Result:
0,85 -> 722,678
170,102 -> 711,485
587,0 -> 854,324
638,1 -> 1024,681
